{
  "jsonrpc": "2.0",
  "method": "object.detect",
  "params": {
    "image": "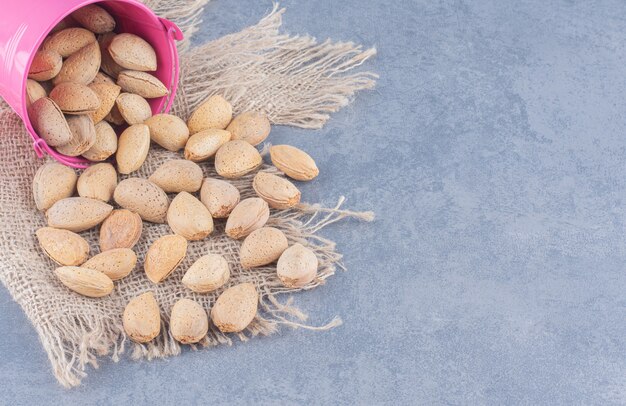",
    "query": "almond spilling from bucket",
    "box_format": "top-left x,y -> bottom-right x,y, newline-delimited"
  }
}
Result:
117,70 -> 168,99
184,129 -> 231,162
109,33 -> 157,71
32,162 -> 77,211
149,160 -> 203,193
88,83 -> 121,123
170,298 -> 208,344
252,171 -> 301,210
211,283 -> 258,333
46,197 -> 113,232
36,227 -> 90,266
240,227 -> 289,268
28,50 -> 62,81
269,145 -> 319,181
113,178 -> 169,223
28,97 -> 73,147
49,82 -> 100,115
277,243 -> 319,288
200,178 -> 240,218
99,209 -> 143,251
215,140 -> 262,179
26,80 -> 47,107
71,4 -> 116,34
226,111 -> 271,146
187,95 -> 233,134
53,41 -> 101,85
224,198 -> 269,239
82,248 -> 137,280
182,254 -> 230,293
56,115 -> 97,157
144,114 -> 189,152
77,163 -> 117,202
116,124 -> 150,174
123,292 -> 161,343
42,27 -> 96,58
116,93 -> 152,125
144,234 -> 187,283
82,121 -> 118,161
167,192 -> 214,241
54,266 -> 114,298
